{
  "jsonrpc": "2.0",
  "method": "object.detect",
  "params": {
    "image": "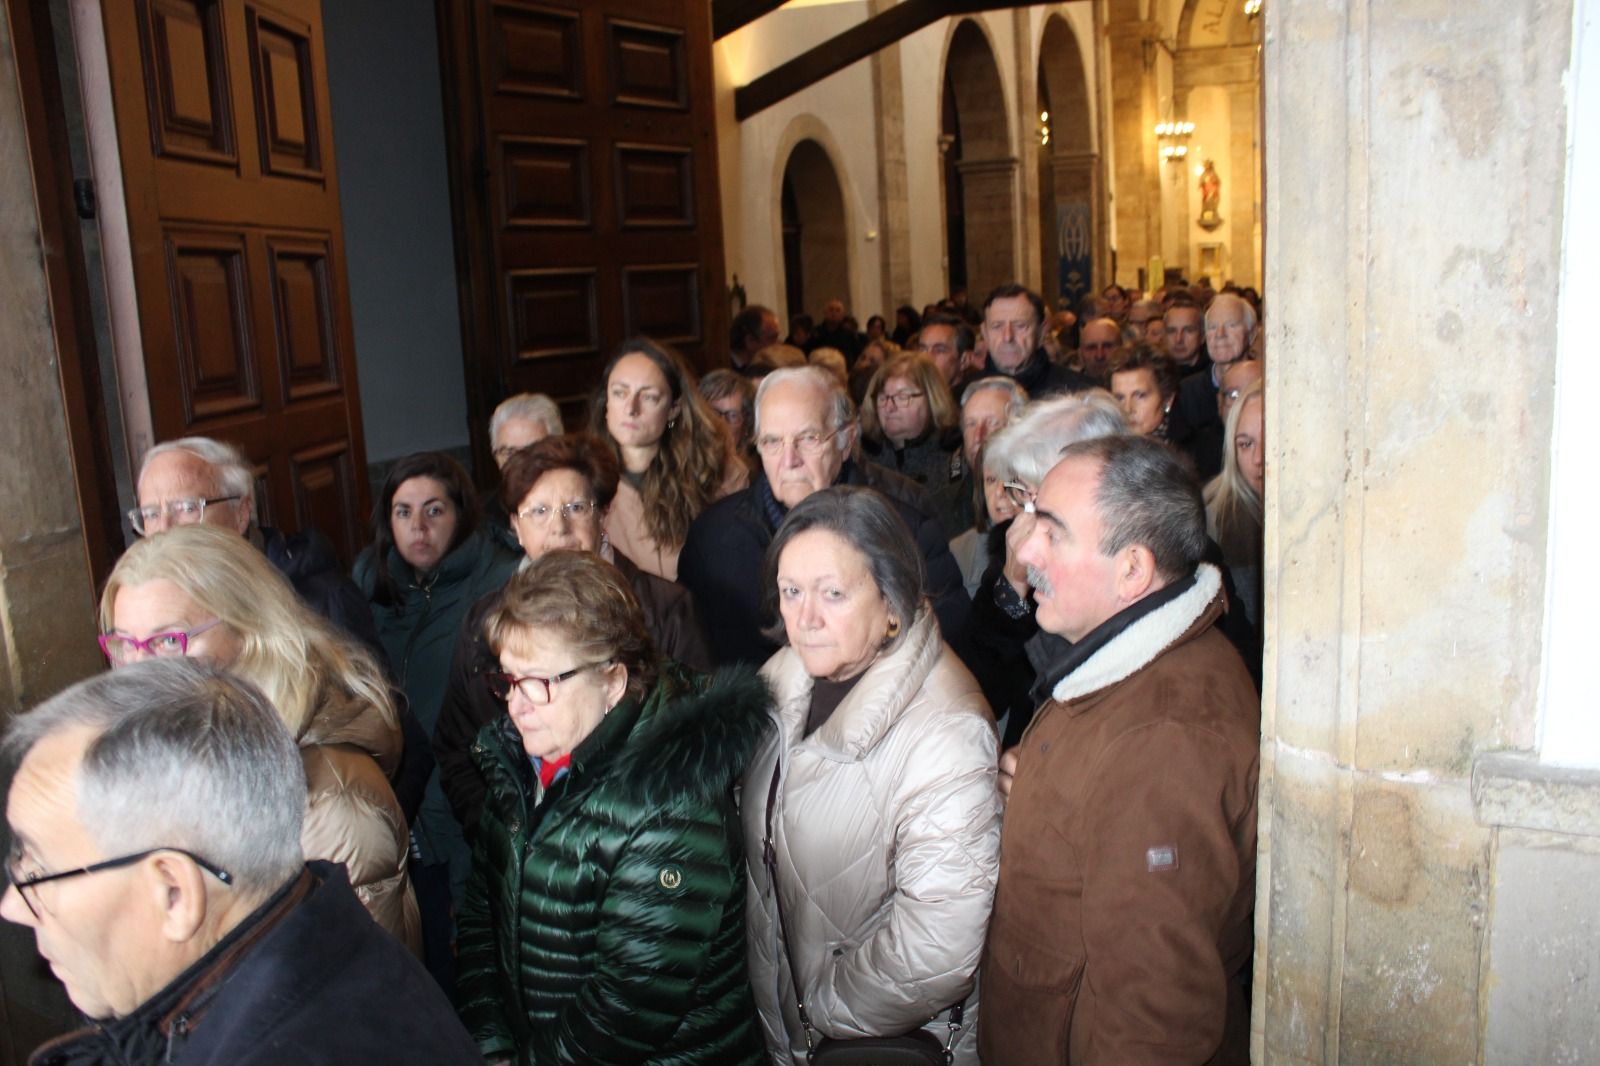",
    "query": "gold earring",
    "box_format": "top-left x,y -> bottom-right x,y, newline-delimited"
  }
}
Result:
886,617 -> 900,640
